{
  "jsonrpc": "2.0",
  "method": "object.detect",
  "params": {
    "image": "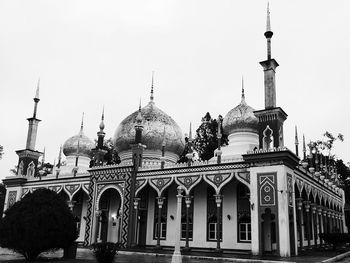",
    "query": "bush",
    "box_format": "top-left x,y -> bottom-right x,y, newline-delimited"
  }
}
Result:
91,242 -> 120,263
0,189 -> 78,261
319,233 -> 350,250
